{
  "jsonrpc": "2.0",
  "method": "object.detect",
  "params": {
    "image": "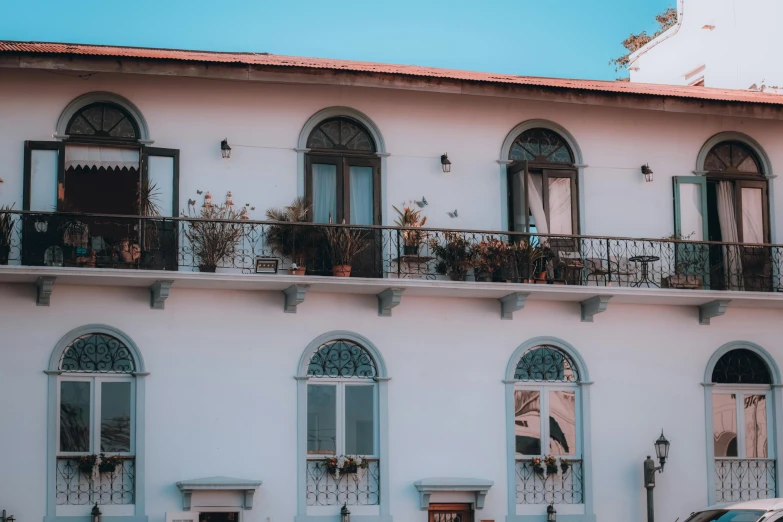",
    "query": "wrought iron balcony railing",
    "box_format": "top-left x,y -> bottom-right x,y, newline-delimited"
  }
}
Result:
306,458 -> 380,506
56,456 -> 135,506
515,458 -> 584,505
715,458 -> 776,503
0,210 -> 781,292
